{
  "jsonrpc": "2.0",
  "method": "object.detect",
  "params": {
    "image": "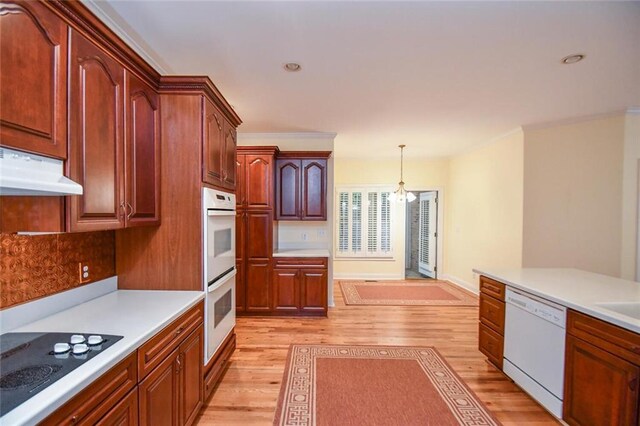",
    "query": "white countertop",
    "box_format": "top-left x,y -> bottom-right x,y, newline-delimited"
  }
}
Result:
273,248 -> 330,258
473,268 -> 640,333
1,290 -> 204,426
